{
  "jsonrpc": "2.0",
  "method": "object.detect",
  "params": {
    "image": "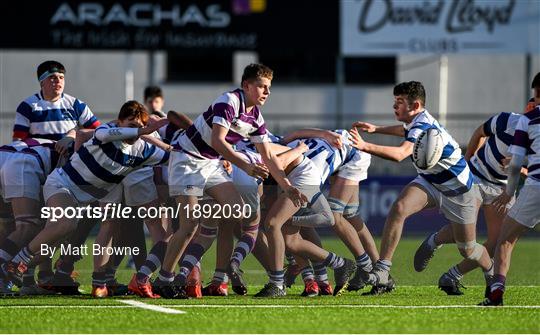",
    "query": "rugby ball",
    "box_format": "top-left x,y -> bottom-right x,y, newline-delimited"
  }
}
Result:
412,127 -> 444,170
